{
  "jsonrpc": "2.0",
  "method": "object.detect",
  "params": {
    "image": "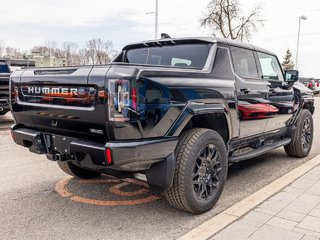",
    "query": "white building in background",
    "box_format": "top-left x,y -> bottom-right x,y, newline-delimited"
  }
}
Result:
31,52 -> 66,67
